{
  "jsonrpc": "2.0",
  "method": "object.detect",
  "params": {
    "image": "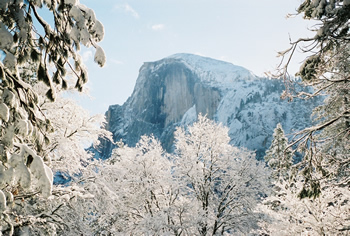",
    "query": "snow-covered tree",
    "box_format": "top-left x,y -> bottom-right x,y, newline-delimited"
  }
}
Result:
275,0 -> 350,198
174,115 -> 270,235
112,136 -> 184,234
34,82 -> 111,175
77,115 -> 270,235
0,1 -> 106,234
71,136 -> 184,235
264,2 -> 350,231
0,82 -> 112,234
258,176 -> 350,235
264,123 -> 293,181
